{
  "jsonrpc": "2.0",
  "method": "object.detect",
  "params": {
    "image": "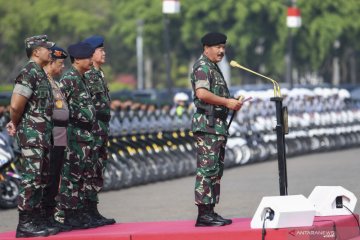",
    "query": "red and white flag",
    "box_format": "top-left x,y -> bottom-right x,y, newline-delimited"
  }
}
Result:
287,7 -> 301,28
